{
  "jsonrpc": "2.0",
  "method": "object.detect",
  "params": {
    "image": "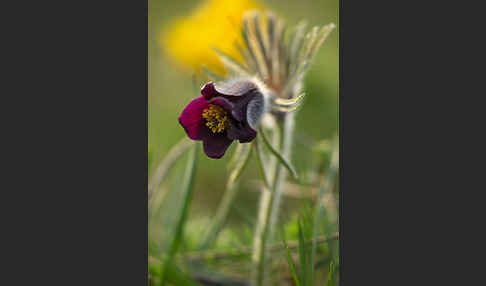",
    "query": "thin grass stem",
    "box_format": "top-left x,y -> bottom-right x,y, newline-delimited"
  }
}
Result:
160,144 -> 198,285
176,233 -> 338,261
148,137 -> 194,202
198,144 -> 253,250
